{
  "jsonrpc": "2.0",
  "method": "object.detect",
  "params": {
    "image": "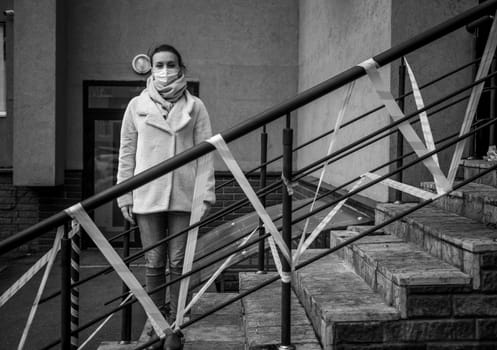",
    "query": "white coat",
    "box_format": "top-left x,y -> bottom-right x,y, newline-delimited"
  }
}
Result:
116,89 -> 215,214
